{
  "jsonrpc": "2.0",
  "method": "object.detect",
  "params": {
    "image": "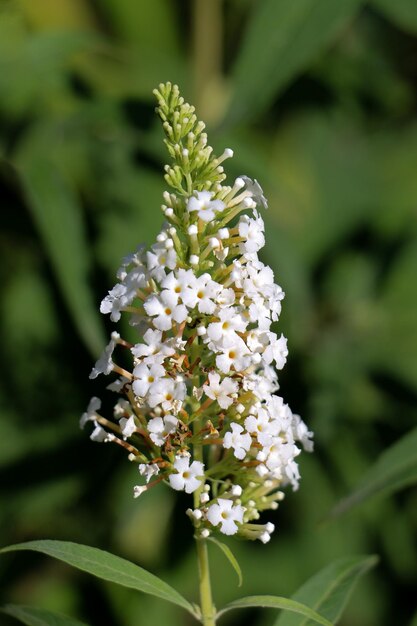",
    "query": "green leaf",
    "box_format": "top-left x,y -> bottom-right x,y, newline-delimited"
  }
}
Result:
15,156 -> 105,357
369,242 -> 417,392
0,541 -> 196,616
331,428 -> 417,516
224,0 -> 363,126
273,555 -> 378,625
207,537 -> 243,587
1,605 -> 88,626
216,595 -> 332,625
371,0 -> 417,35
